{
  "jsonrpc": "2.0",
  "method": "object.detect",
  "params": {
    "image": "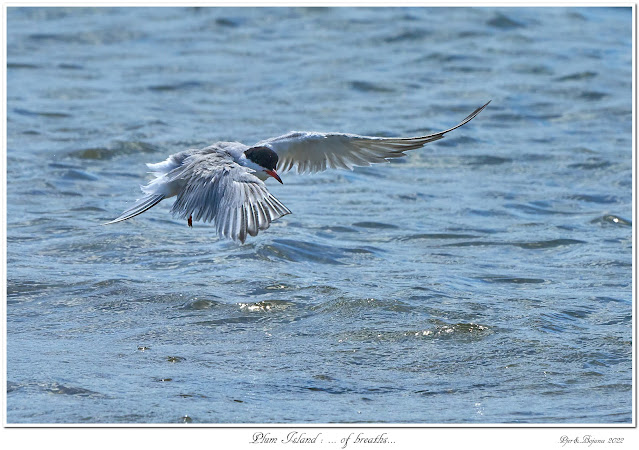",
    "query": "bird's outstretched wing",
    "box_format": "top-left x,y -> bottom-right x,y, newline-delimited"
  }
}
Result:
169,152 -> 291,243
256,101 -> 490,174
